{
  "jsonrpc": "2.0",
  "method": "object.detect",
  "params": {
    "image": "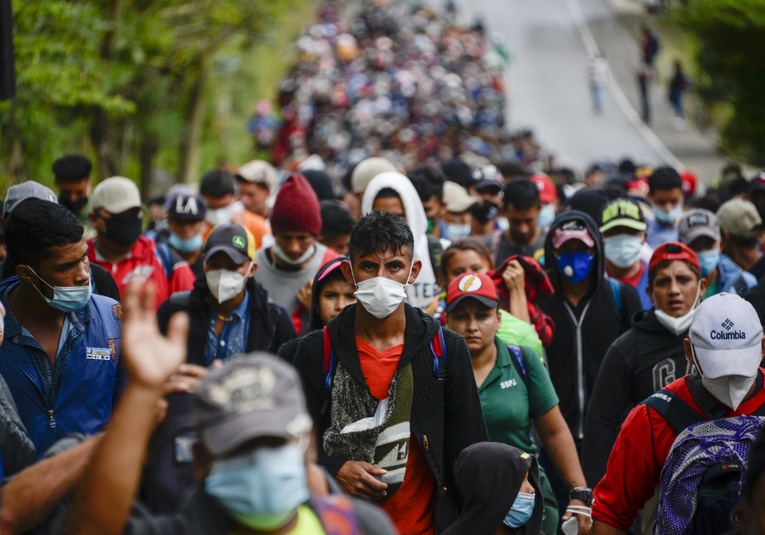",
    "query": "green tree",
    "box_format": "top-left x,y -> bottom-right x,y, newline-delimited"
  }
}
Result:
677,0 -> 765,165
